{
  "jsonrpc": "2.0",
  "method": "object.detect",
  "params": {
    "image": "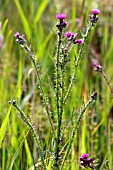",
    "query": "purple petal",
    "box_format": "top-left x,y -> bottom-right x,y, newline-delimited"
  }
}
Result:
14,32 -> 20,38
80,153 -> 89,159
56,13 -> 66,20
64,31 -> 73,37
76,39 -> 84,44
91,9 -> 100,15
